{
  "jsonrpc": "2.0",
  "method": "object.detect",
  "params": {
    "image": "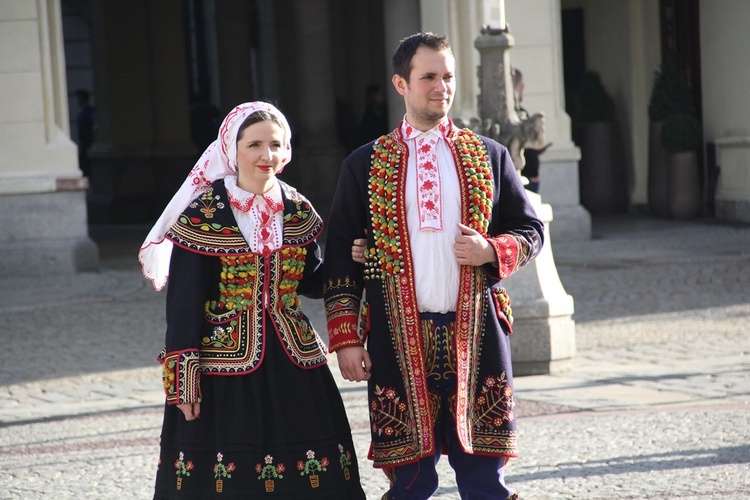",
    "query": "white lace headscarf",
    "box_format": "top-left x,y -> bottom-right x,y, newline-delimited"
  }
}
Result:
138,101 -> 292,290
